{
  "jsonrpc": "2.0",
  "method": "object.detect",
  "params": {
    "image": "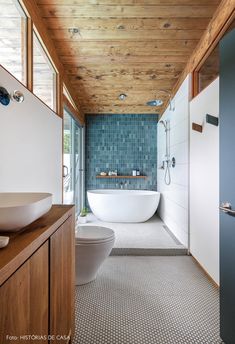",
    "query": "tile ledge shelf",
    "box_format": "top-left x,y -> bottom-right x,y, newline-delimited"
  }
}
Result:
96,175 -> 147,179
